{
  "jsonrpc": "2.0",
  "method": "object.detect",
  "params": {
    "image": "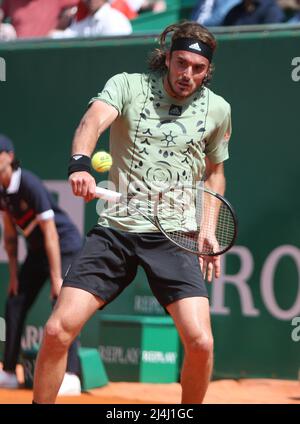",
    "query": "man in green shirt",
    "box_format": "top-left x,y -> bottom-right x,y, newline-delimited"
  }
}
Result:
33,21 -> 231,404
